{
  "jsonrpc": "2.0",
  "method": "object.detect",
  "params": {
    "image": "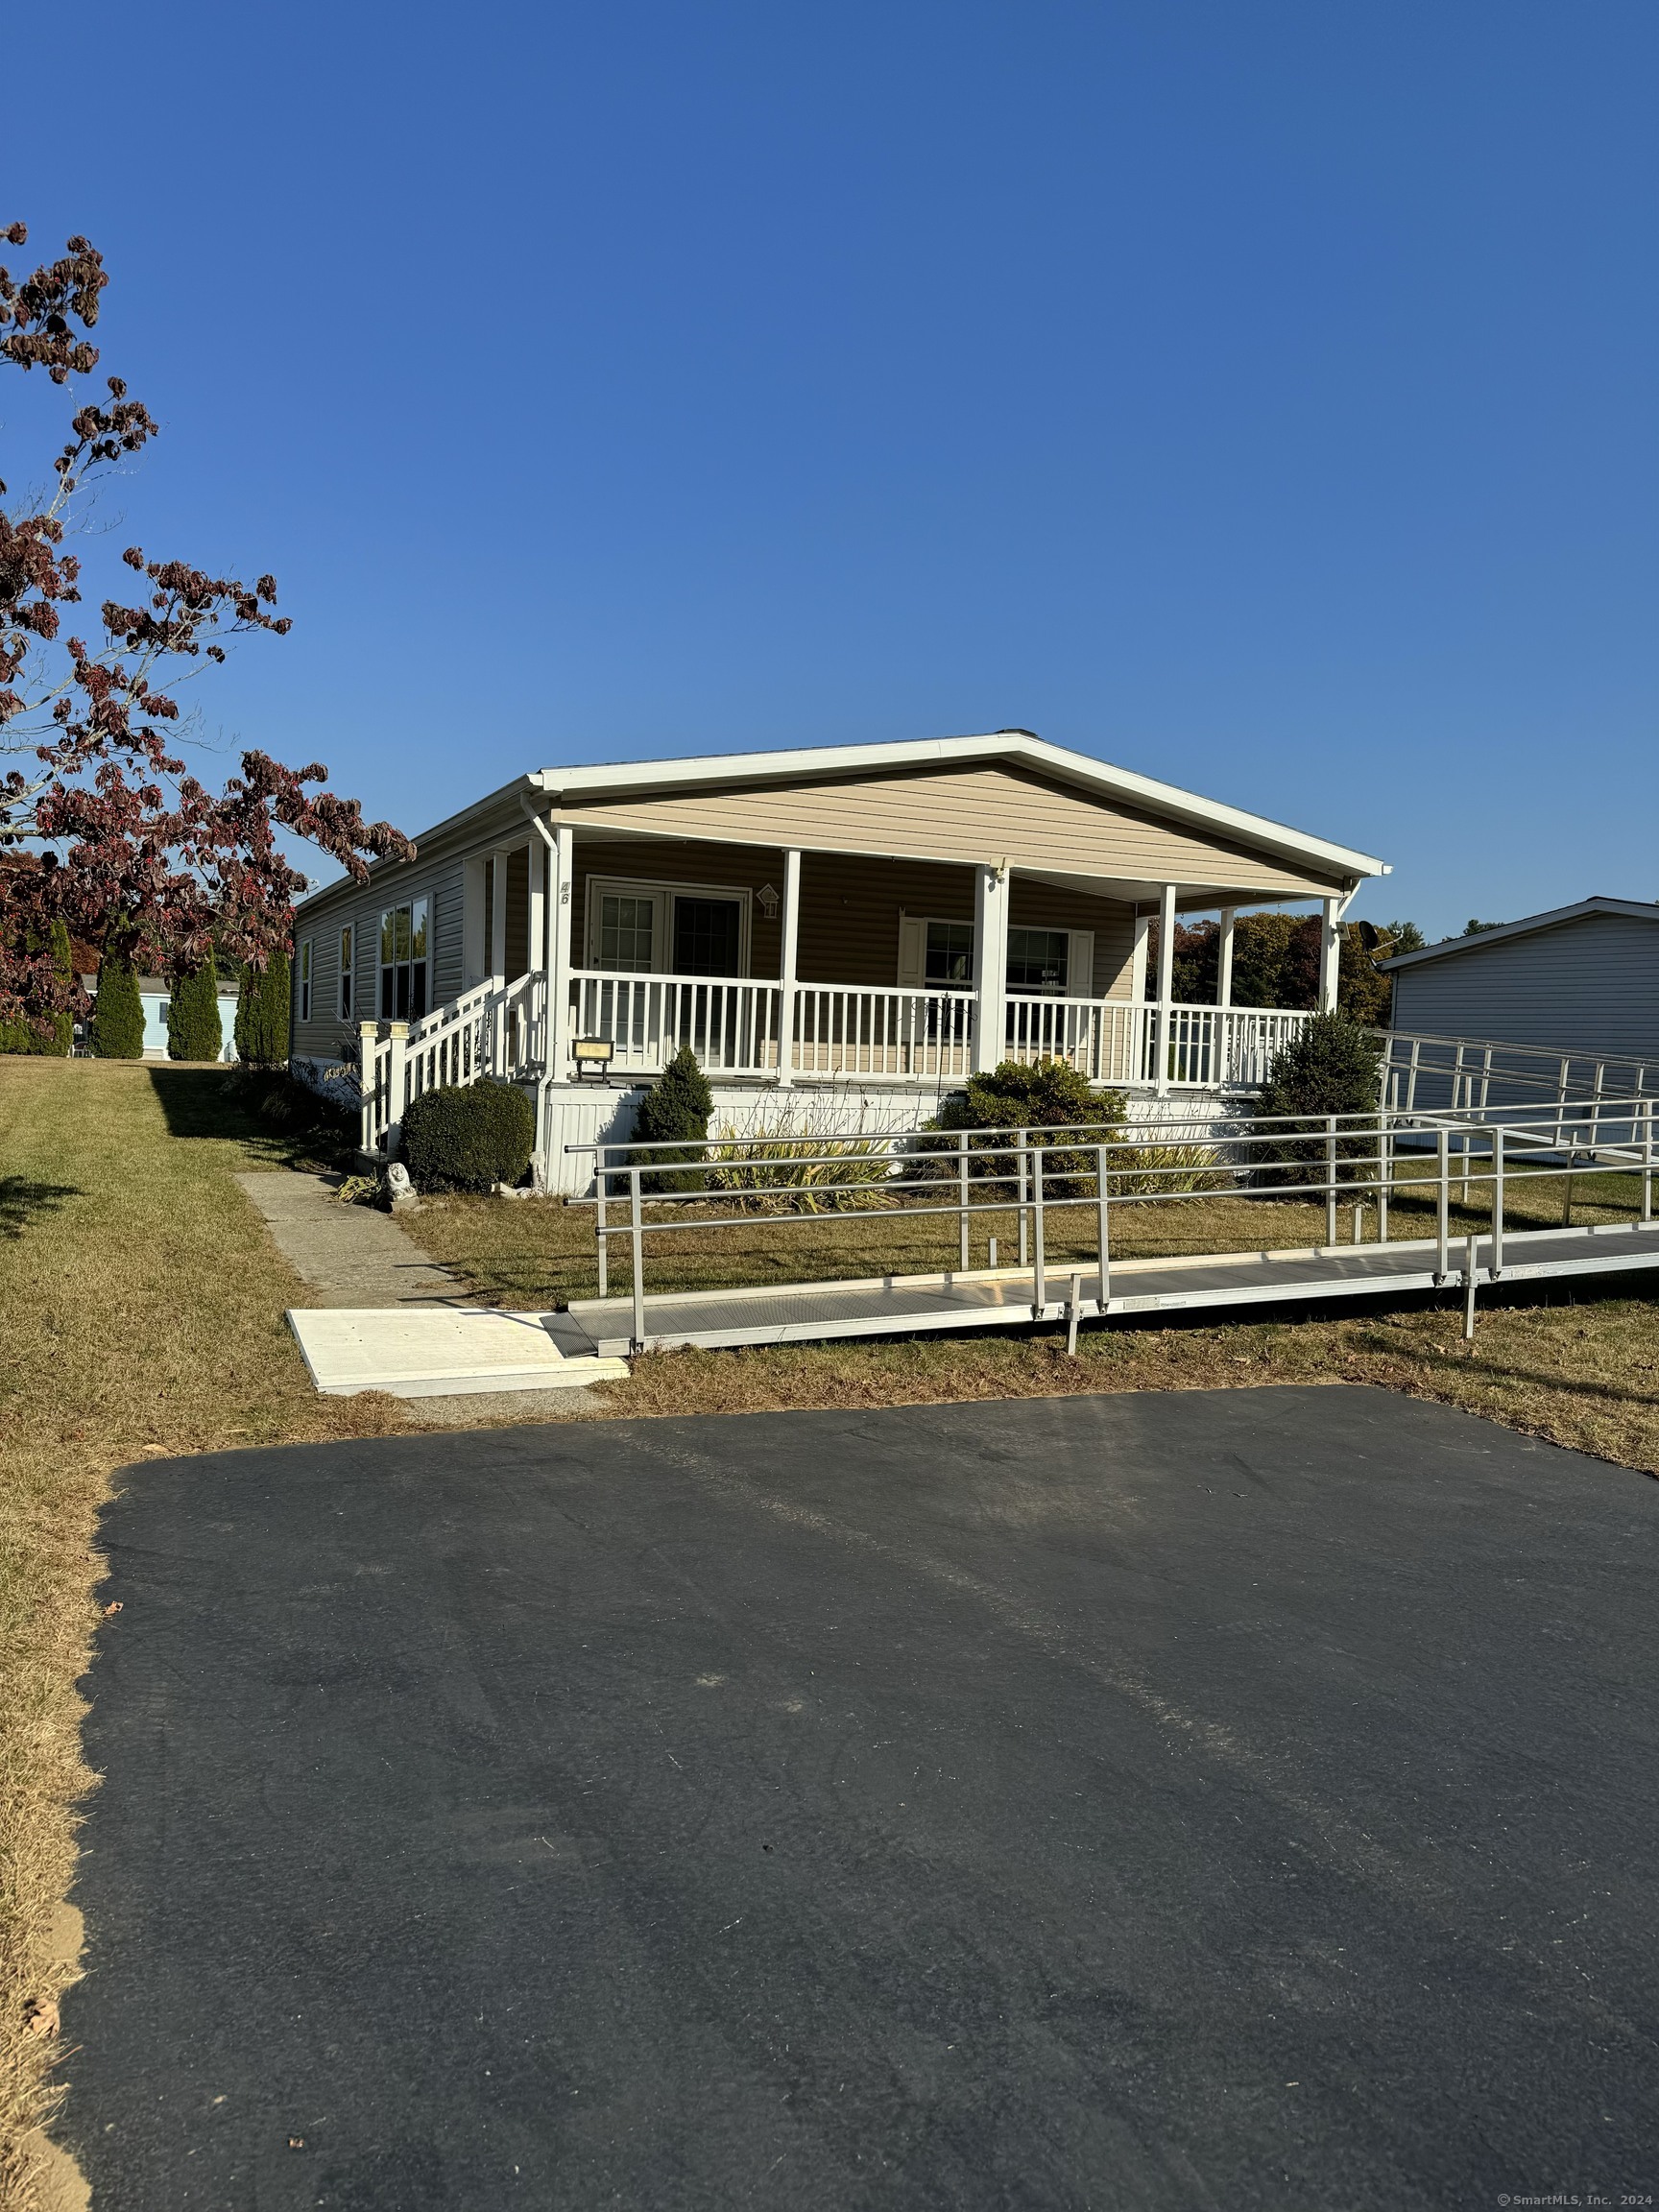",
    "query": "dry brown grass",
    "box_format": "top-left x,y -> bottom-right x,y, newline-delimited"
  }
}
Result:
0,1060 -> 435,2210
407,1164 -> 1659,1475
3,1063 -> 1657,2205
